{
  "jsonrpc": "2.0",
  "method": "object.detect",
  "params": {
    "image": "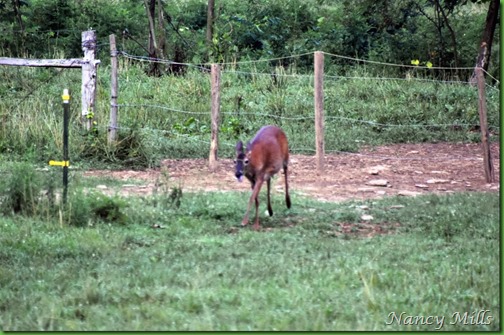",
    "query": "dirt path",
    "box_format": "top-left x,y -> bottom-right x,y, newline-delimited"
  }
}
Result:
83,142 -> 500,202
